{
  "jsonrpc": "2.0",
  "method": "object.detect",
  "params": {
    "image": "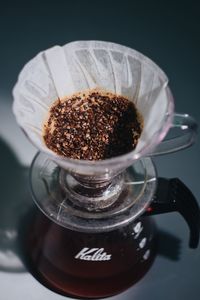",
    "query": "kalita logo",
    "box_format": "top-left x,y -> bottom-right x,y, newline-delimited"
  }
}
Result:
75,247 -> 112,261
